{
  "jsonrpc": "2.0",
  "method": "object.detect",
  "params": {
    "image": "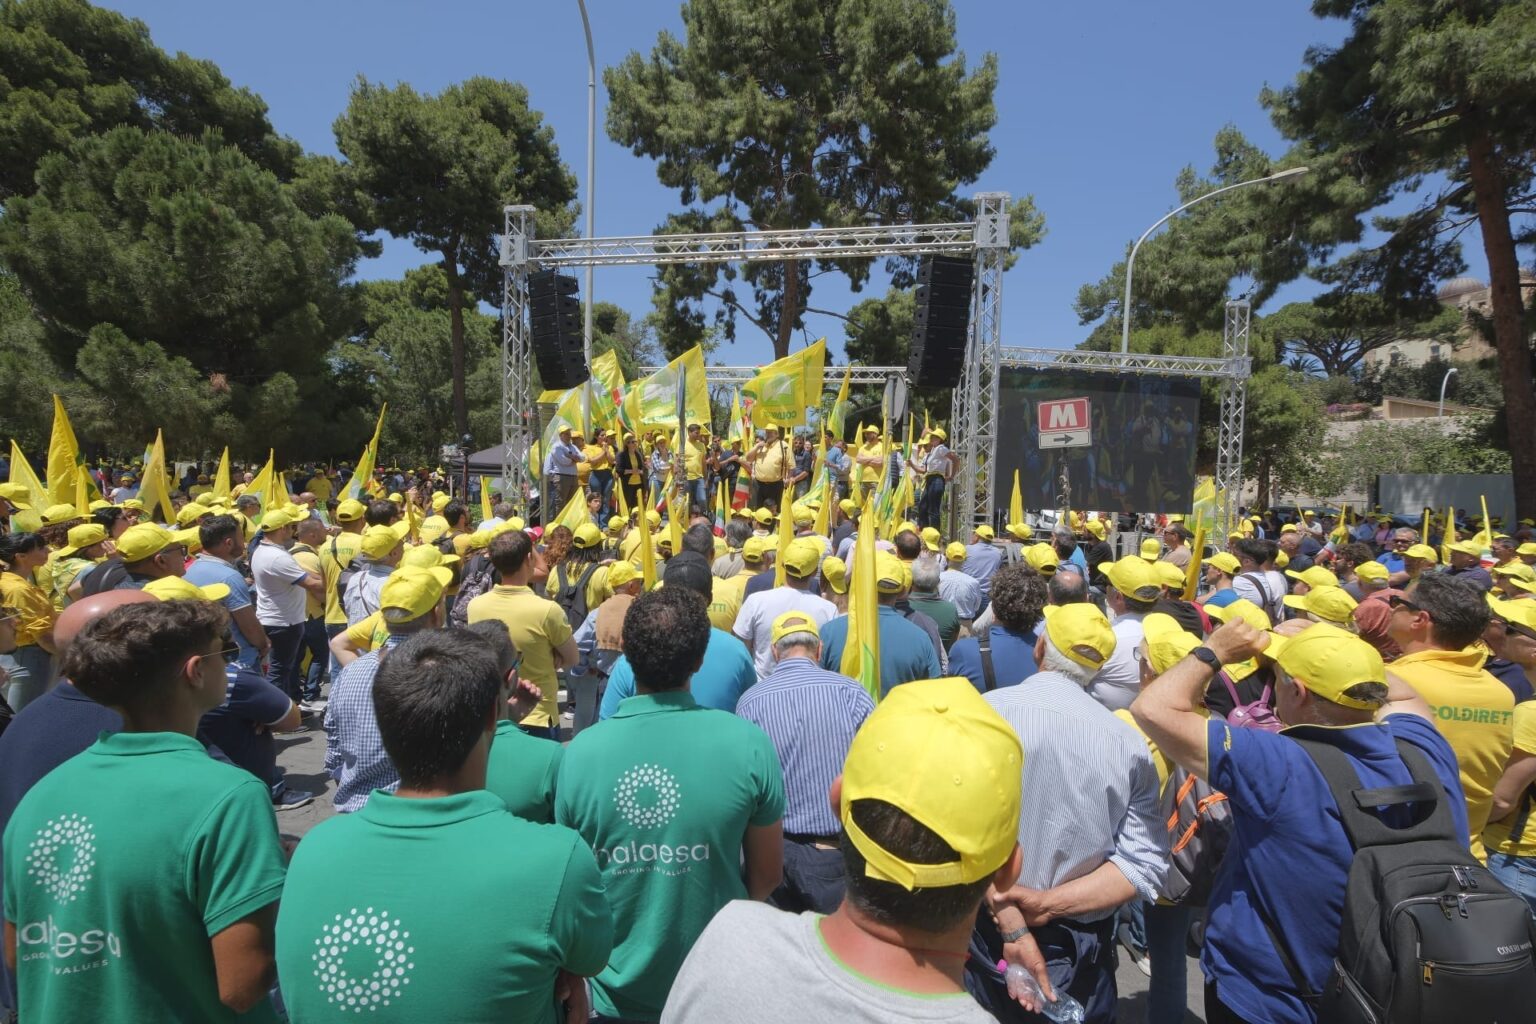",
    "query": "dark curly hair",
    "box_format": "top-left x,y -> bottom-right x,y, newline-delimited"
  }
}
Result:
989,562 -> 1047,633
623,585 -> 711,691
